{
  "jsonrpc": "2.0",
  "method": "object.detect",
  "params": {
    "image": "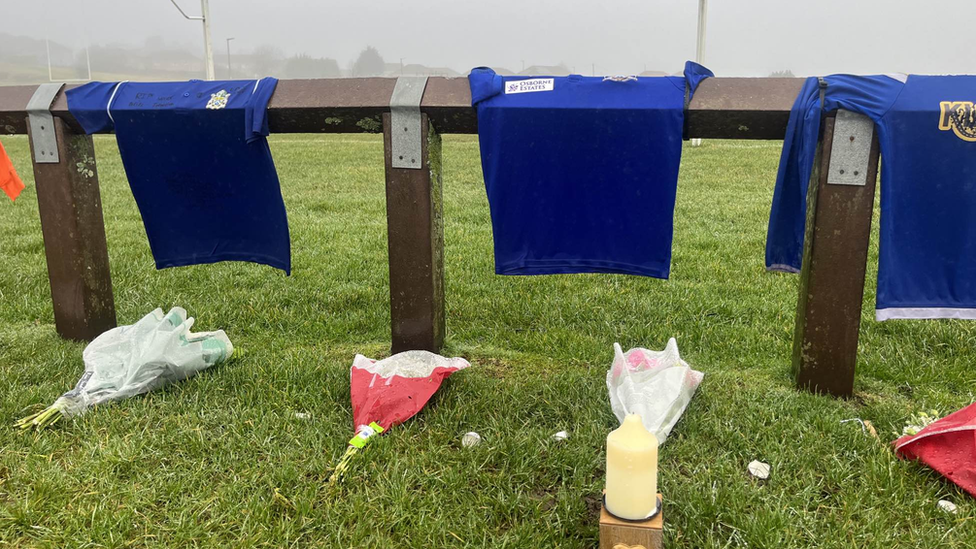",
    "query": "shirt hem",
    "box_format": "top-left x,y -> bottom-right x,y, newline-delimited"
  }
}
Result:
496,260 -> 669,279
876,307 -> 976,321
766,263 -> 801,274
155,253 -> 291,275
